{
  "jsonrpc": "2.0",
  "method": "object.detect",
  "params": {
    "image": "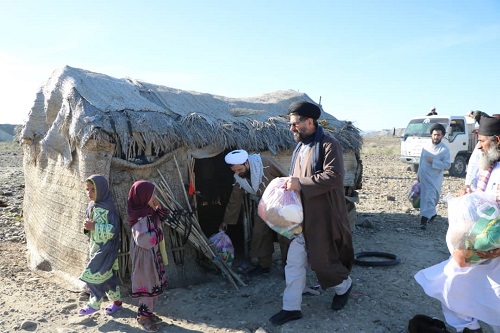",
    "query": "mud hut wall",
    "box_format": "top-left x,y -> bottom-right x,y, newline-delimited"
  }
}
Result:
342,151 -> 360,188
260,150 -> 293,174
23,140 -> 114,282
109,148 -> 209,288
109,148 -> 191,235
